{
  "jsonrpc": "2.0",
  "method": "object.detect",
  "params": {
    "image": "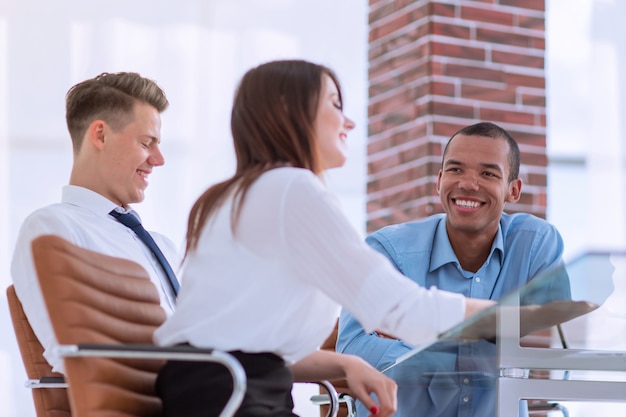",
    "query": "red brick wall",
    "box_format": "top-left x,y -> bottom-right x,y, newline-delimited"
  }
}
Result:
367,0 -> 547,232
